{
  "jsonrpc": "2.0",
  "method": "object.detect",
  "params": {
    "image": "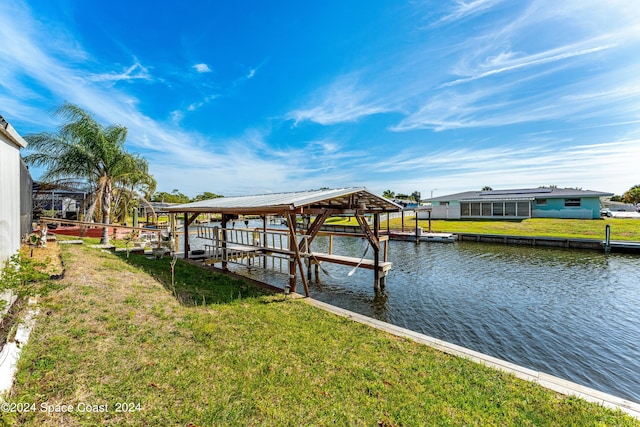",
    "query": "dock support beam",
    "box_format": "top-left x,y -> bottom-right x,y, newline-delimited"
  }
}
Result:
355,213 -> 384,292
183,213 -> 190,258
221,214 -> 230,270
373,214 -> 383,291
286,212 -> 310,297
183,213 -> 199,259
